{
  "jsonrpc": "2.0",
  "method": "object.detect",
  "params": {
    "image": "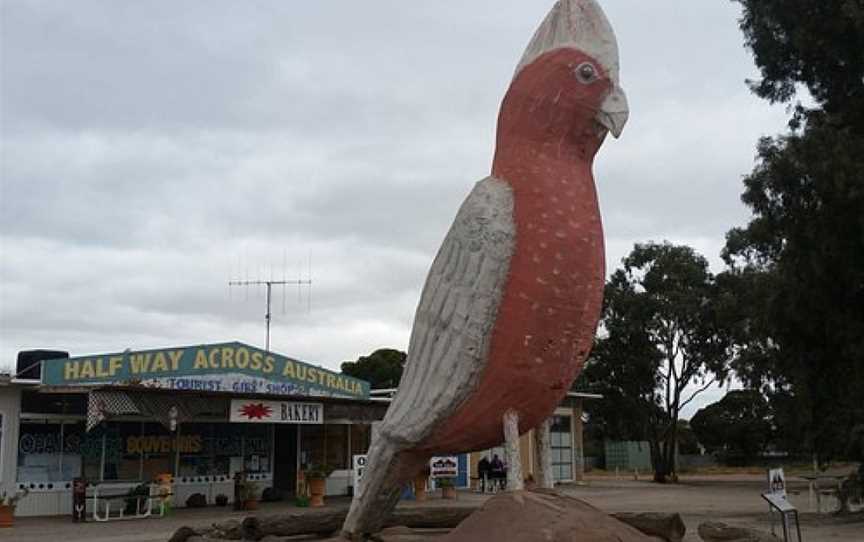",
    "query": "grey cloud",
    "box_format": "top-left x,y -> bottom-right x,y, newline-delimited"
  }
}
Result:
2,0 -> 788,421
